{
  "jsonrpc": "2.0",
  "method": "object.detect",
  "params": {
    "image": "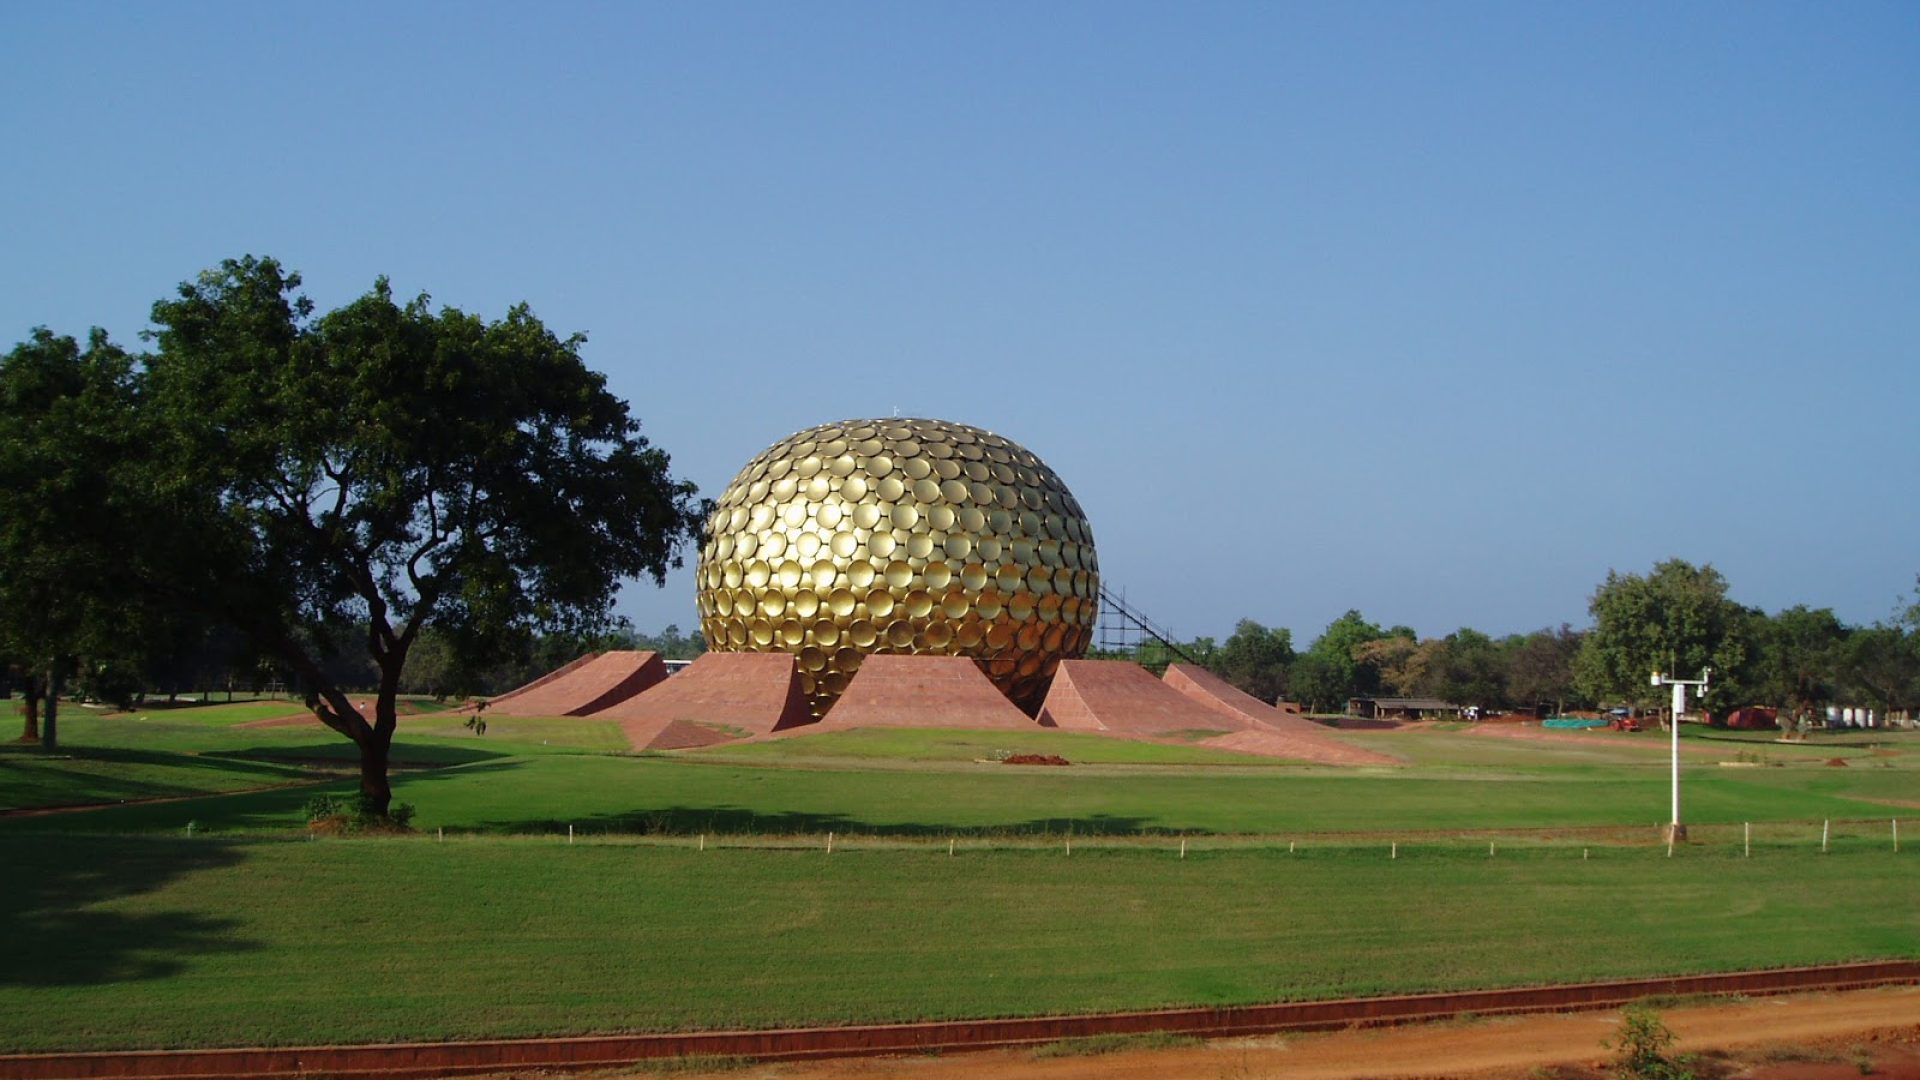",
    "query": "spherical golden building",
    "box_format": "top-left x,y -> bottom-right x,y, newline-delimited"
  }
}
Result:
697,418 -> 1099,717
